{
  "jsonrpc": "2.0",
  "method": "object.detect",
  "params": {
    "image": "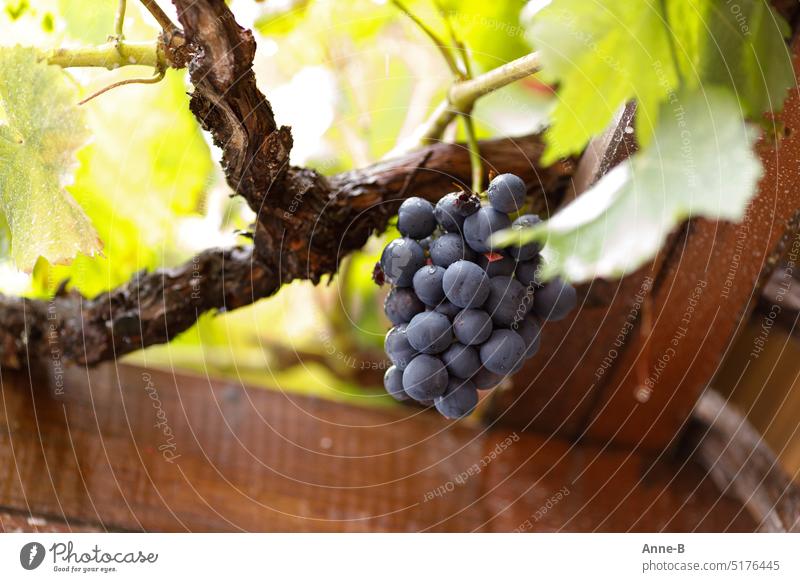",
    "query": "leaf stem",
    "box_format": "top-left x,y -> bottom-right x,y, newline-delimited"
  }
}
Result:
114,0 -> 127,39
390,0 -> 463,77
45,40 -> 164,69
